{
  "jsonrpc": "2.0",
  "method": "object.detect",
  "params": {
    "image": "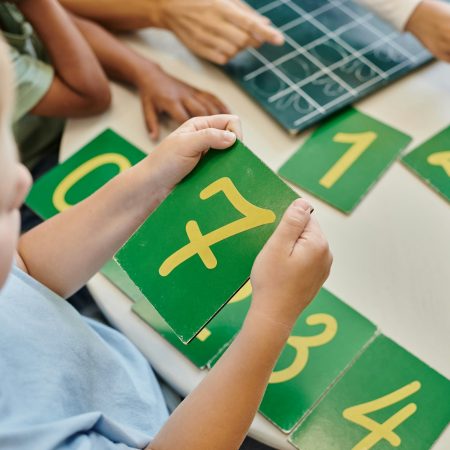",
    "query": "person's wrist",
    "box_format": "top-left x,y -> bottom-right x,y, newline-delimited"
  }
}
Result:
244,302 -> 295,339
146,0 -> 169,29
